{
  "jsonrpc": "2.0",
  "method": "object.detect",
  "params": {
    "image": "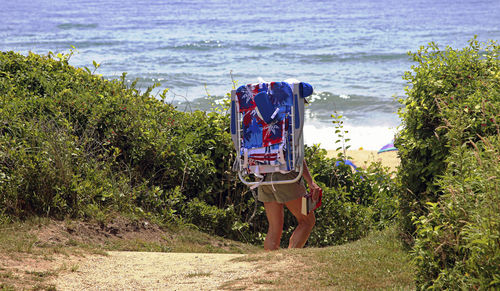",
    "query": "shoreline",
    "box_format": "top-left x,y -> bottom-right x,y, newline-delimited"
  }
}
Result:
304,122 -> 399,152
326,149 -> 399,172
